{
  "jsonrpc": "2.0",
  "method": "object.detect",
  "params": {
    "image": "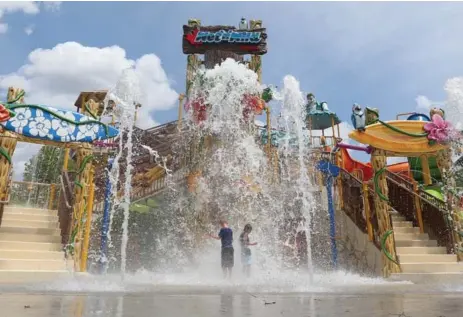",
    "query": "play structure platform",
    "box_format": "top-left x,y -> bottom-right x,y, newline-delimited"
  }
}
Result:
326,107 -> 463,282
